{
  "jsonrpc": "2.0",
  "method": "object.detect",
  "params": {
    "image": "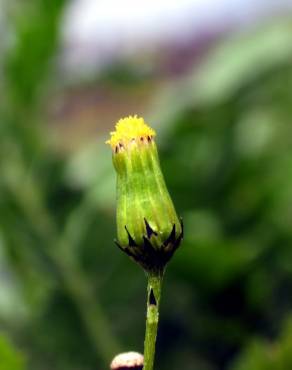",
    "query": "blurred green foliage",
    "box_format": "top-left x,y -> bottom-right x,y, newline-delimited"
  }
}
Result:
1,1 -> 292,369
0,334 -> 26,370
231,318 -> 292,370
